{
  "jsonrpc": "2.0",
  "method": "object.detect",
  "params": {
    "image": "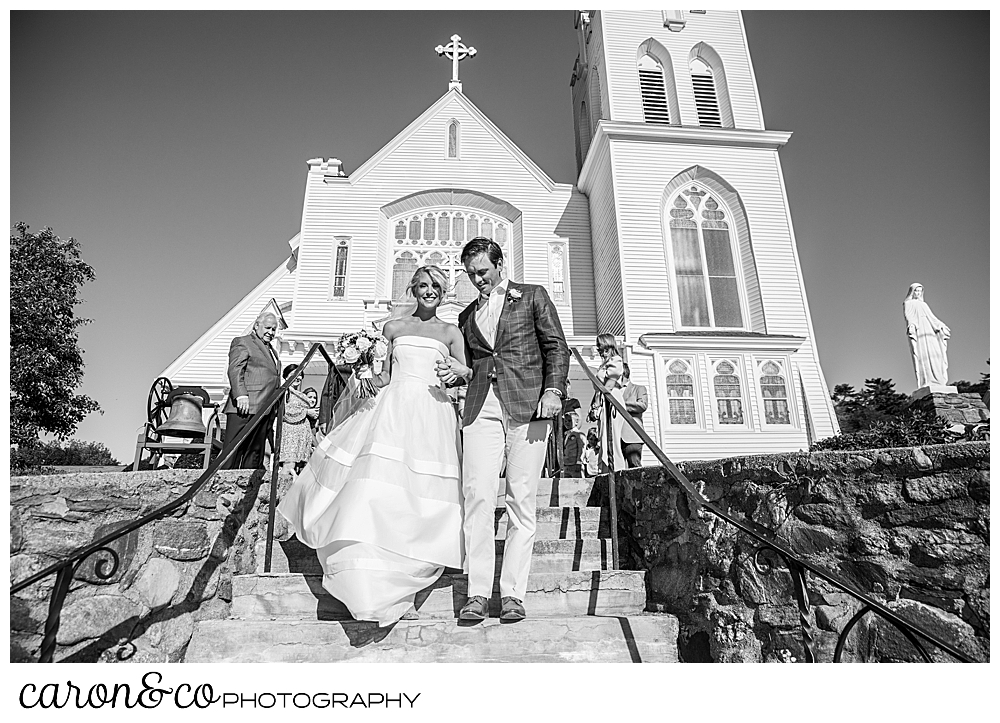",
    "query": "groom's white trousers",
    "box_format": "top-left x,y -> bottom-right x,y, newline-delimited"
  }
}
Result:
463,385 -> 551,601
